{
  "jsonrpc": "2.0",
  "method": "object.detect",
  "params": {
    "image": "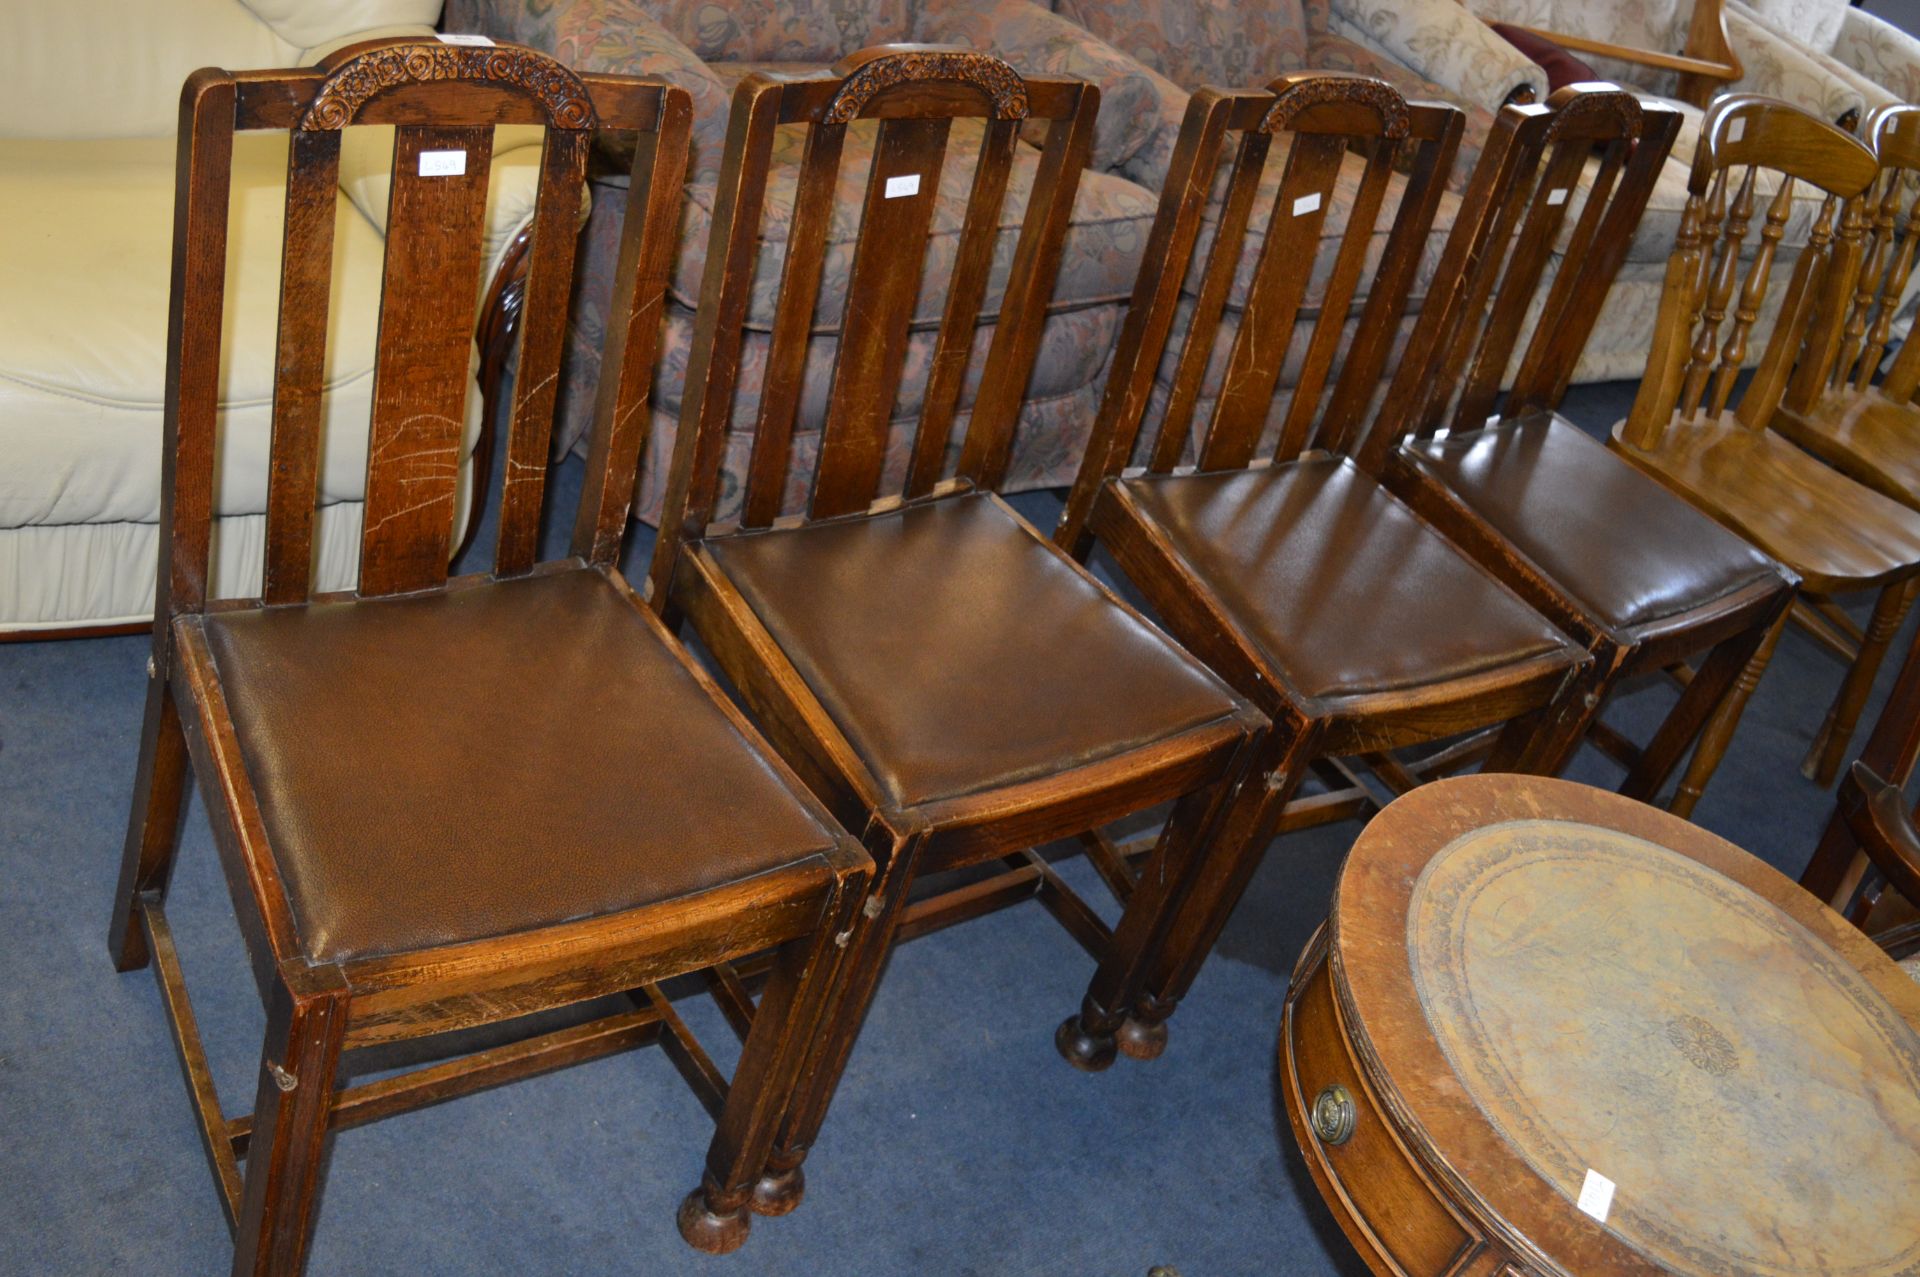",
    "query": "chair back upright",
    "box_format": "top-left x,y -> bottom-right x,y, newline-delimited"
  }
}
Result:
1618,95 -> 1878,452
646,45 -> 1099,607
157,39 -> 690,634
1059,73 -> 1464,548
1369,85 -> 1680,458
1818,103 -> 1920,404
